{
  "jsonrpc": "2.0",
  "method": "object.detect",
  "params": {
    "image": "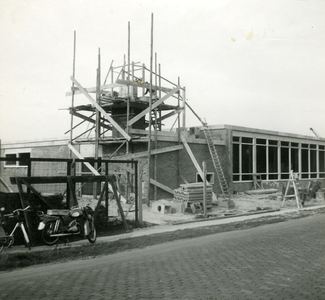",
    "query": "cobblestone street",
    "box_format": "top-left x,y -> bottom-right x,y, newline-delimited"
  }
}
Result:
0,214 -> 324,300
